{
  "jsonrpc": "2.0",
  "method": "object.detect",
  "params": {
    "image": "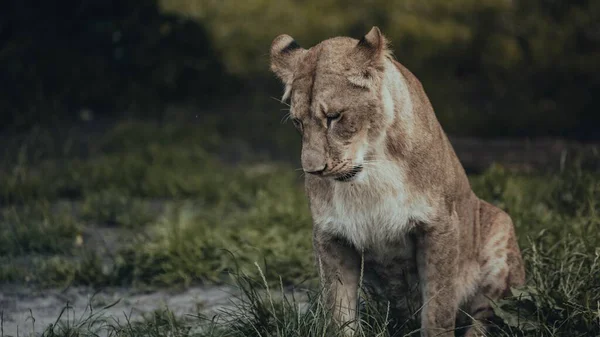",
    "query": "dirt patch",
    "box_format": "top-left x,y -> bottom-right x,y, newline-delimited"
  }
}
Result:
0,285 -> 236,337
